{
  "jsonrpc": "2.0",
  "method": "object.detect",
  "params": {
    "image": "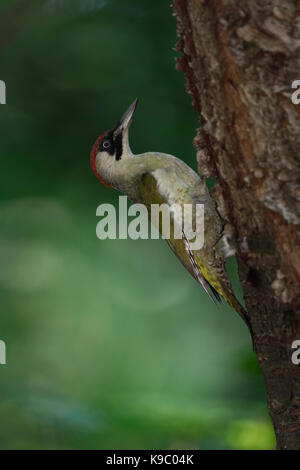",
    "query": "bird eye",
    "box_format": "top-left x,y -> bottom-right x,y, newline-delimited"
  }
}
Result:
102,139 -> 111,149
